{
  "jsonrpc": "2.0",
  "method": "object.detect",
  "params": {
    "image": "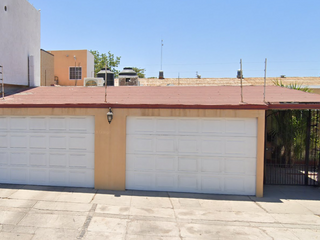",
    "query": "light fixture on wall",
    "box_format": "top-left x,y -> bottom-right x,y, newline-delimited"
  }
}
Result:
107,107 -> 113,124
